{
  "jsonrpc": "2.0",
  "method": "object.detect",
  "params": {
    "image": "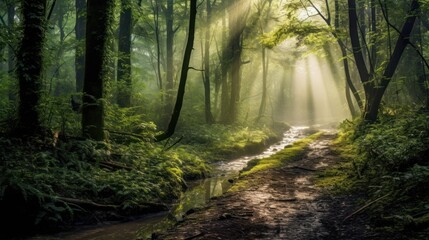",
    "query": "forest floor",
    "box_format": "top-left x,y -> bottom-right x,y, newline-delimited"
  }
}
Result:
158,133 -> 385,240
